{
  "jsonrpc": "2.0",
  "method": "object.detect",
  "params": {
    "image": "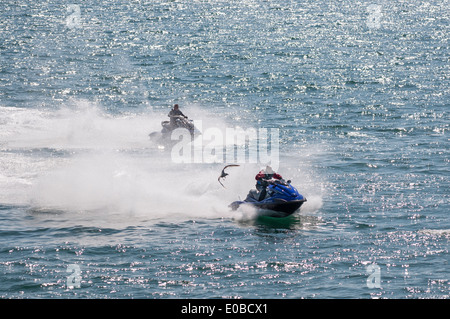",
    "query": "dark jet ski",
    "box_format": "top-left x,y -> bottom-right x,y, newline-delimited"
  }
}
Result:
149,116 -> 200,145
